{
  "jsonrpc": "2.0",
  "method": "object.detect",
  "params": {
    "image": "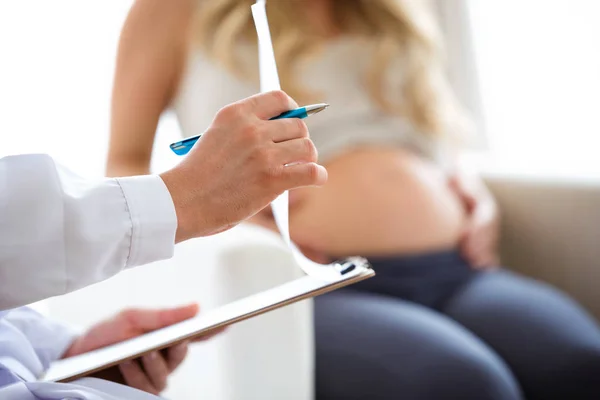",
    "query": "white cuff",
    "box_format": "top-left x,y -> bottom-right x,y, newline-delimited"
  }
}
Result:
116,175 -> 177,268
